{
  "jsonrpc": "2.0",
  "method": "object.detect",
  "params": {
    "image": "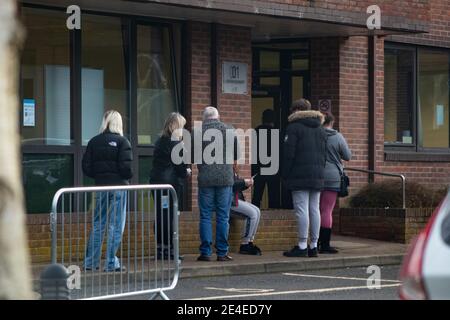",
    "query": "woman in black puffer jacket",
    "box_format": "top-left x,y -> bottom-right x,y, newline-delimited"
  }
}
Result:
282,99 -> 327,258
149,112 -> 190,260
82,110 -> 133,272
